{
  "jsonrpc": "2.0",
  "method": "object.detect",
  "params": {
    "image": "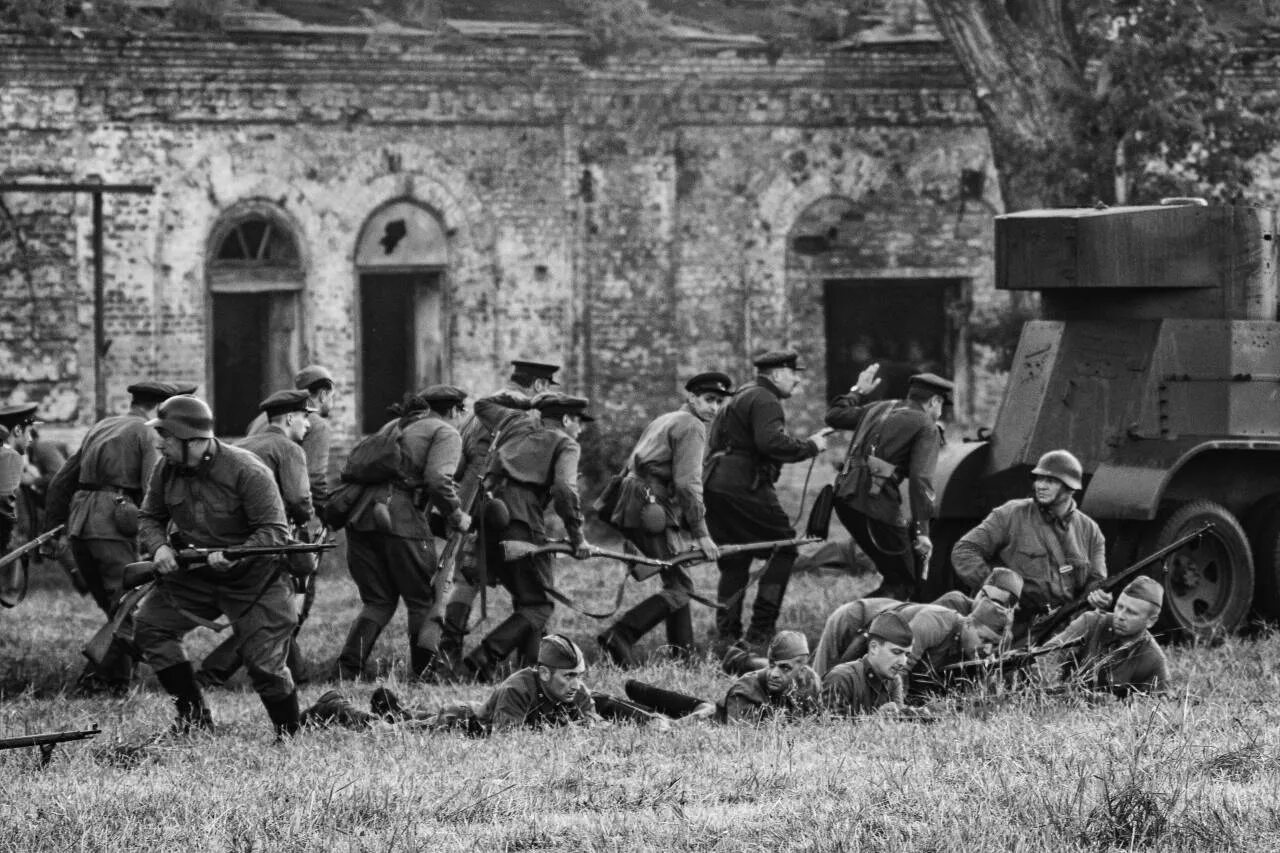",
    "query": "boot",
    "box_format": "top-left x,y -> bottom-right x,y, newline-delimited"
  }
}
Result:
155,662 -> 213,735
665,605 -> 695,659
600,596 -> 671,667
459,645 -> 496,683
262,690 -> 302,738
409,645 -> 438,681
439,601 -> 472,664
336,618 -> 384,681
